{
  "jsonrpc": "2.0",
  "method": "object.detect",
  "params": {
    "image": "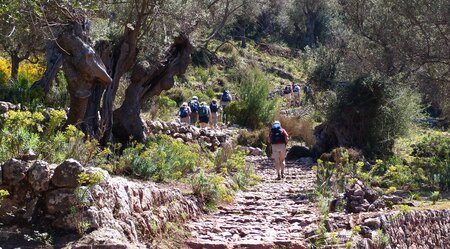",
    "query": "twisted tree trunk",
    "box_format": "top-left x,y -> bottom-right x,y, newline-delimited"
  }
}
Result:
56,34 -> 112,126
112,34 -> 193,144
